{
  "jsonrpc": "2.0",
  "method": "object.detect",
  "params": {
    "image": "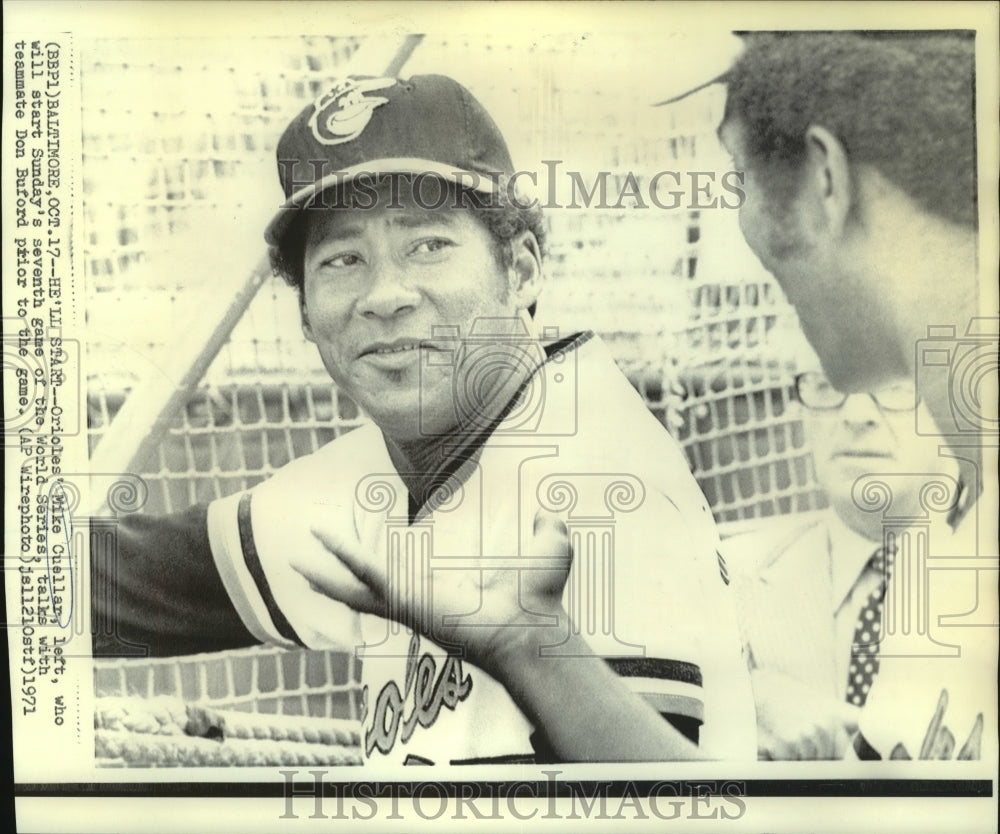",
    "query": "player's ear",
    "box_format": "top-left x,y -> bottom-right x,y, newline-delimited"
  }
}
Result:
804,124 -> 852,235
507,231 -> 543,311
